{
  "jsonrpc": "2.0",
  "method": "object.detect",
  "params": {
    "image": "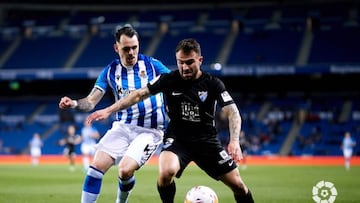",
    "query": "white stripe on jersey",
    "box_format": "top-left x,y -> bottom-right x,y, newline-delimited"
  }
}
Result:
138,60 -> 153,128
114,64 -> 127,122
